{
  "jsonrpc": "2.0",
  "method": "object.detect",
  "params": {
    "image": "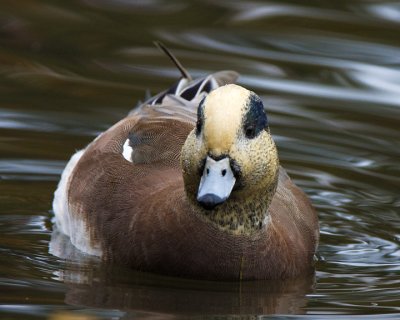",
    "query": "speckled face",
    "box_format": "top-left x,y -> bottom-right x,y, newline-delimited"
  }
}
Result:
181,84 -> 279,226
